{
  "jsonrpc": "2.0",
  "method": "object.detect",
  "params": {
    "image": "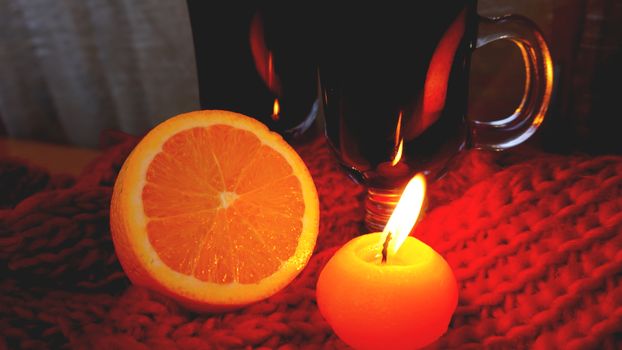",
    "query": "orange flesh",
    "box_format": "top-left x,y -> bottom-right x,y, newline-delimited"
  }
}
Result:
142,126 -> 303,284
